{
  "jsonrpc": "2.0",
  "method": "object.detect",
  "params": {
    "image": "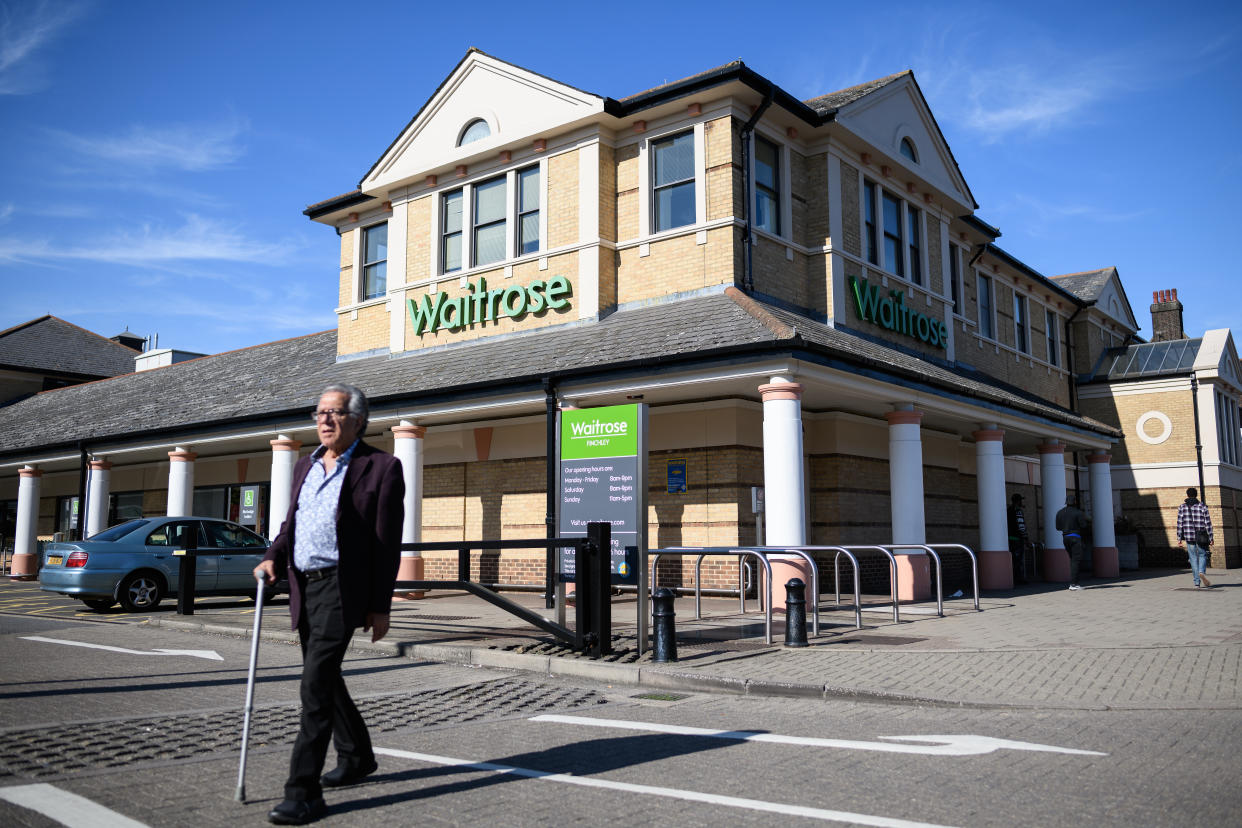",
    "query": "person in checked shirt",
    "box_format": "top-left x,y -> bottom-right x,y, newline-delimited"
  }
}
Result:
1176,487 -> 1213,589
